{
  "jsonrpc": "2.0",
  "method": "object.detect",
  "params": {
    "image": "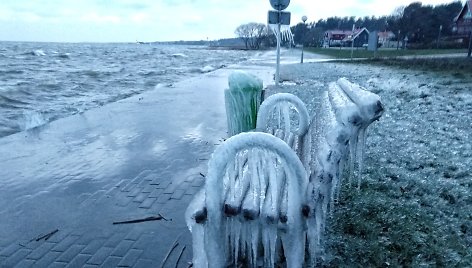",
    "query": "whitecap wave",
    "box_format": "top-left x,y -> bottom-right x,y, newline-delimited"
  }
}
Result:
32,50 -> 46,56
20,110 -> 48,131
200,65 -> 216,73
171,53 -> 188,58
